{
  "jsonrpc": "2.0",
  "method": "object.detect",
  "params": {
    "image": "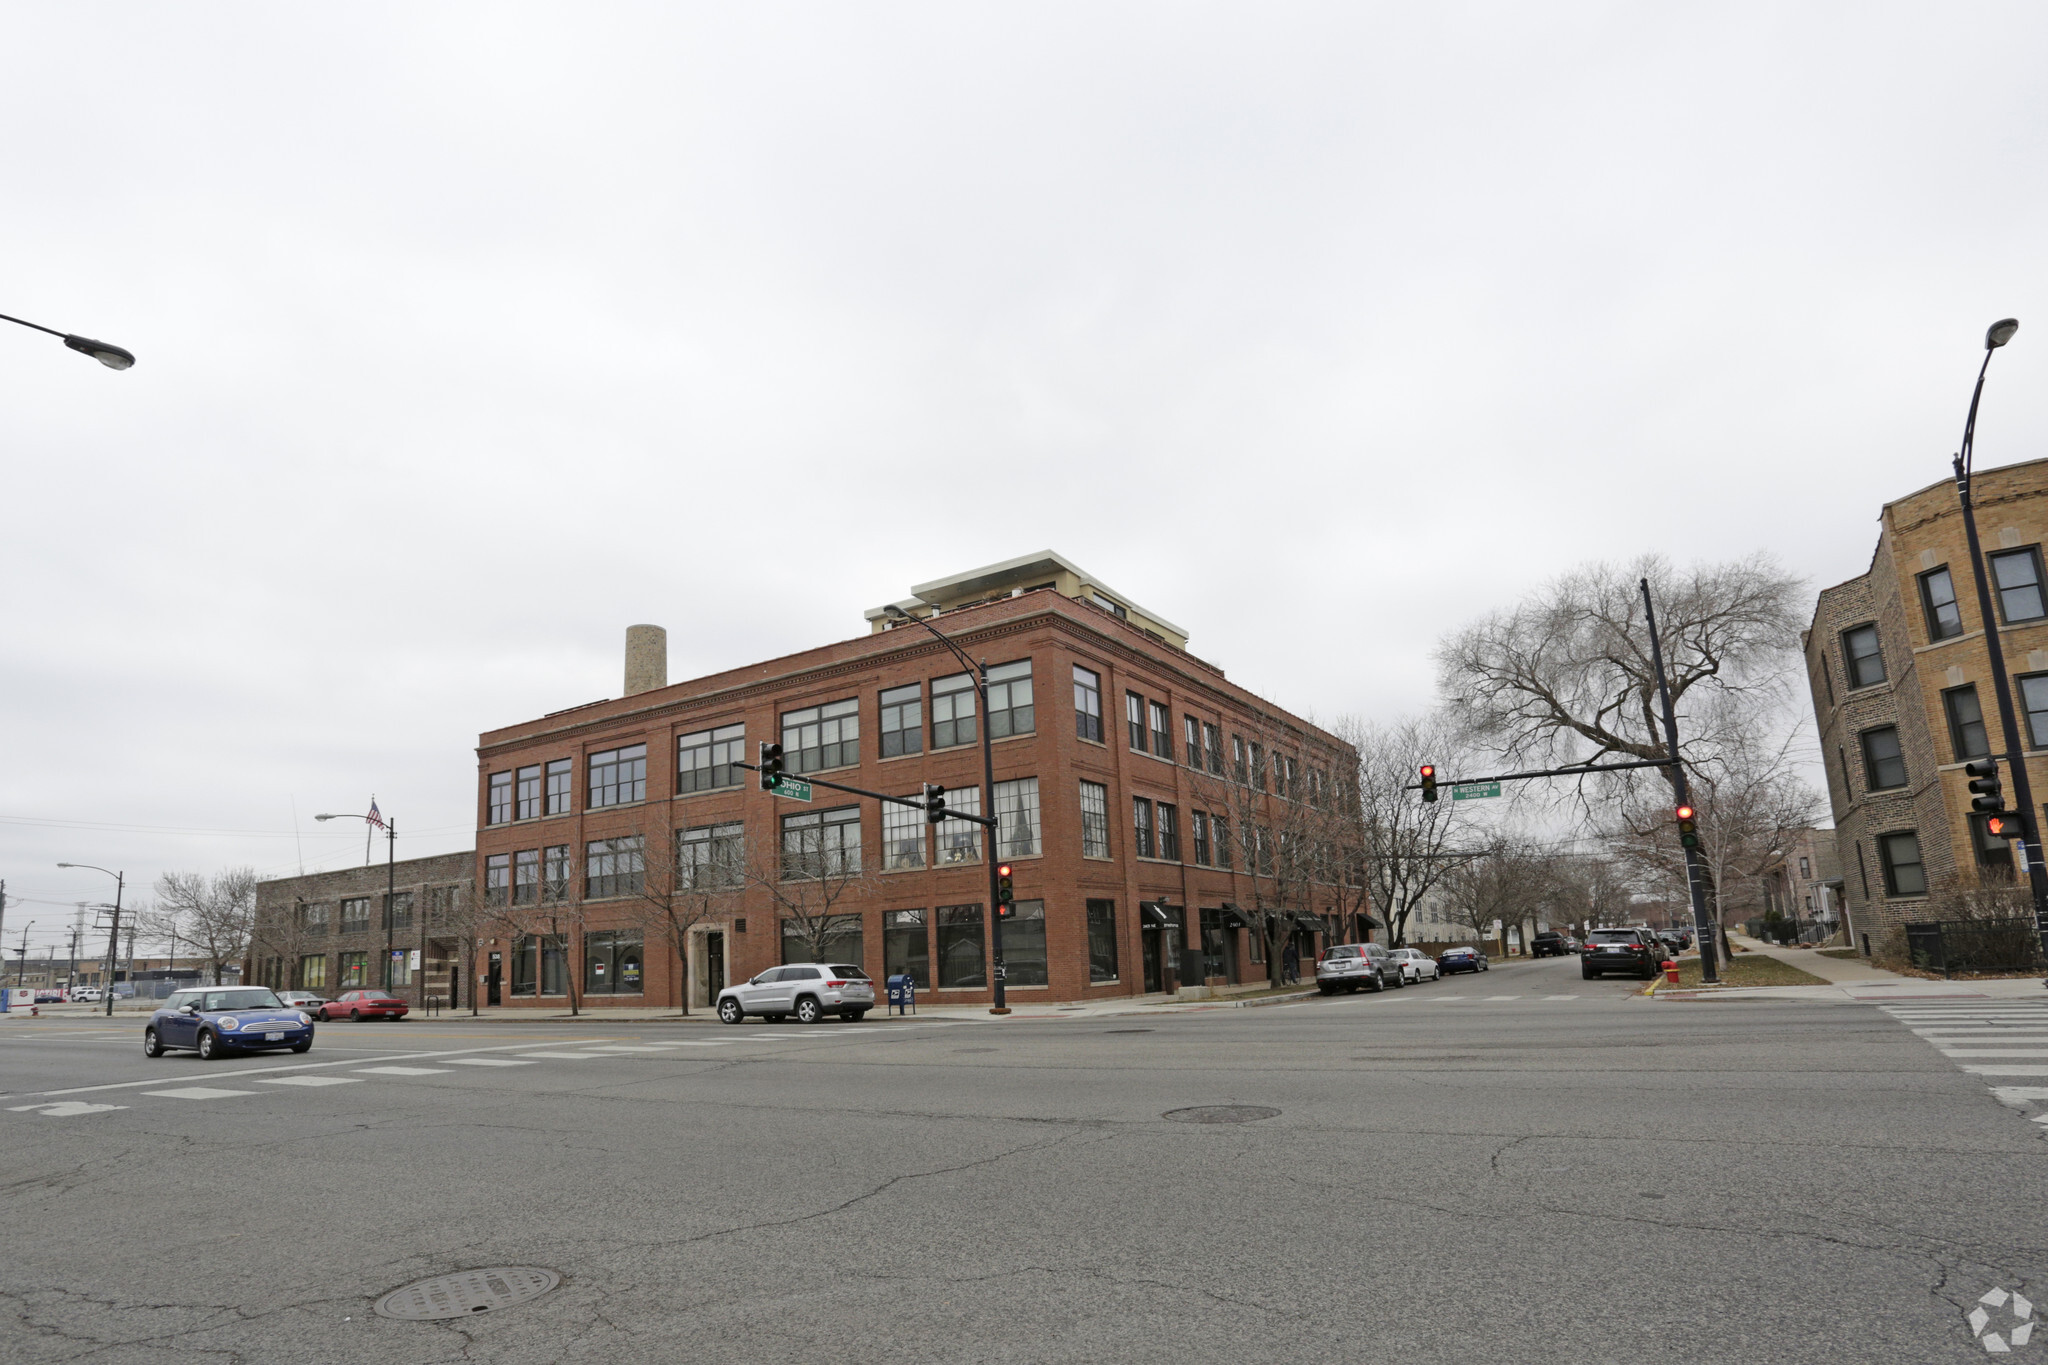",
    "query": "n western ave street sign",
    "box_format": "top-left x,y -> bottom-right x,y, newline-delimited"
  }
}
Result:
1451,782 -> 1501,801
